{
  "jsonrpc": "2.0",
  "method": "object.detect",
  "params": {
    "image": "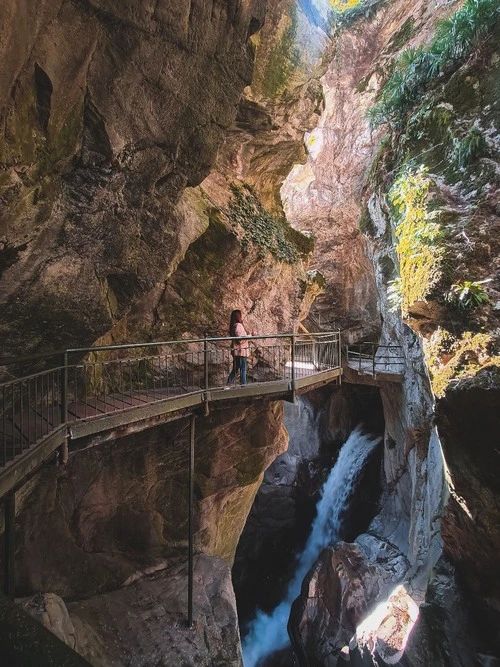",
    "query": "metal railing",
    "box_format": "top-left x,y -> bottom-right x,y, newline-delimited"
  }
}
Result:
0,331 -> 341,469
345,342 -> 405,376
